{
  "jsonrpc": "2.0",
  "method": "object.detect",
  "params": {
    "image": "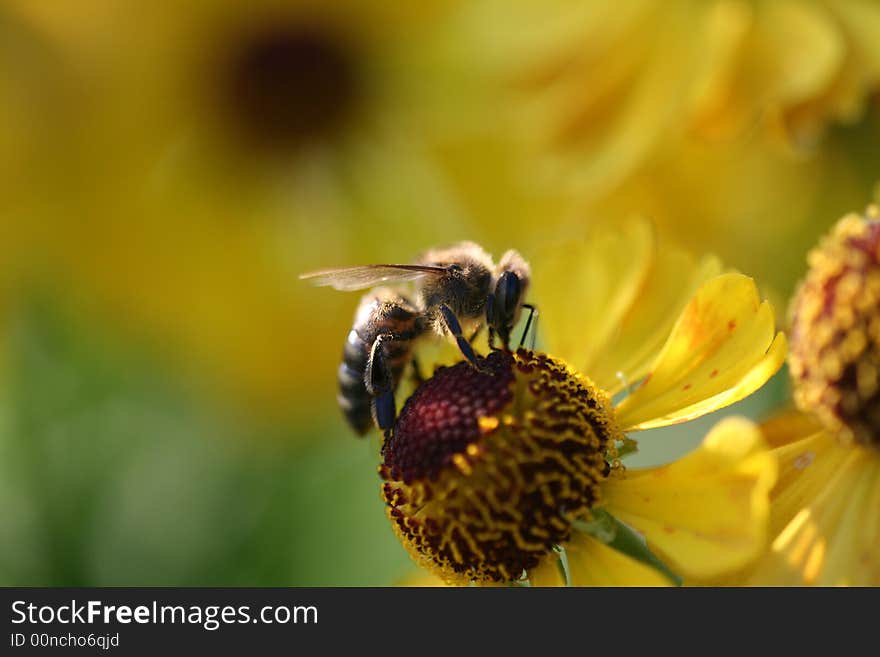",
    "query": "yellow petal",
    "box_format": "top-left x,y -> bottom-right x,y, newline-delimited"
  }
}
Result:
749,448 -> 880,586
551,5 -> 700,196
614,273 -> 785,431
396,570 -> 449,587
758,0 -> 845,143
764,424 -> 839,538
587,249 -> 722,395
688,0 -> 754,140
602,417 -> 777,580
833,0 -> 880,77
512,1 -> 655,144
764,1 -> 843,100
759,407 -> 825,449
544,530 -> 670,587
531,216 -> 653,371
528,553 -> 567,587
